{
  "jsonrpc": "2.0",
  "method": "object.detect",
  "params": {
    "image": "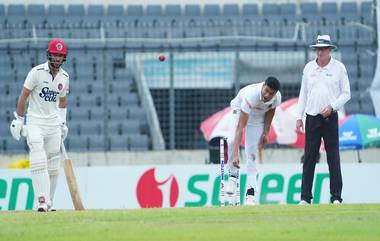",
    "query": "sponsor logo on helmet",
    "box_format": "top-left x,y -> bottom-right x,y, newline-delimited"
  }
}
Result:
56,43 -> 63,51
